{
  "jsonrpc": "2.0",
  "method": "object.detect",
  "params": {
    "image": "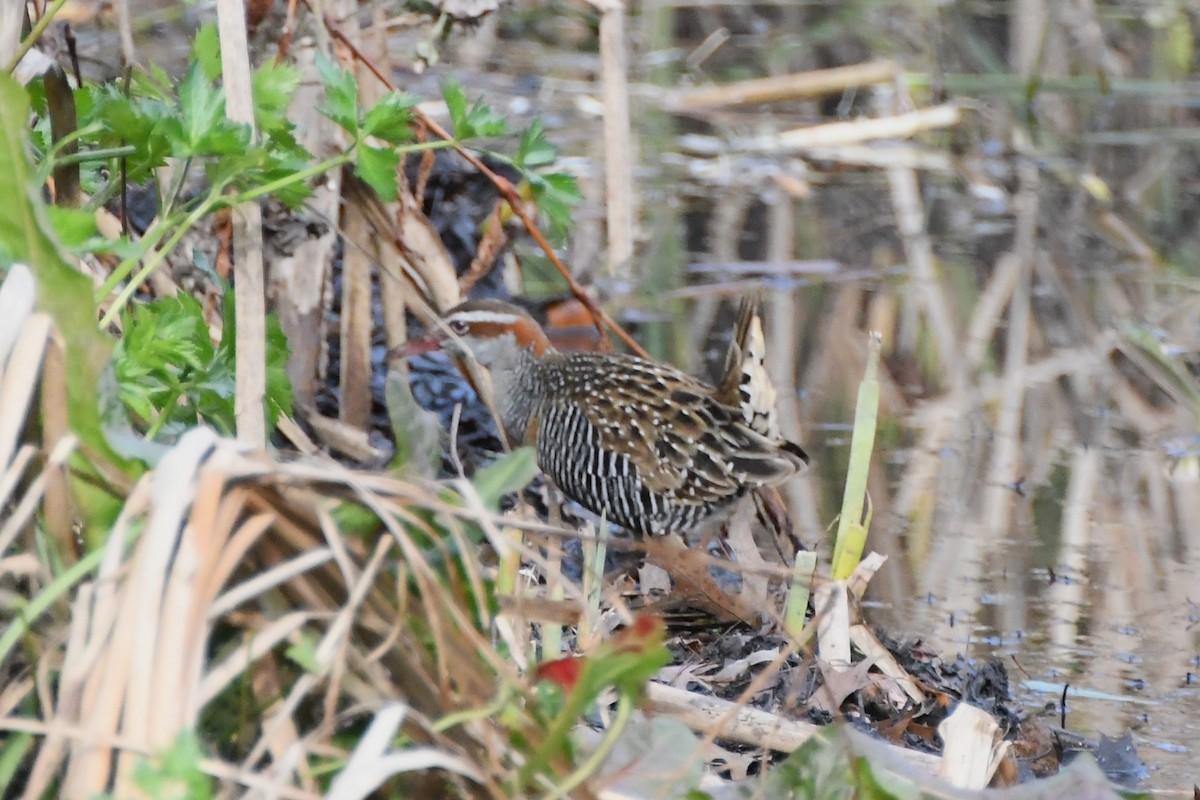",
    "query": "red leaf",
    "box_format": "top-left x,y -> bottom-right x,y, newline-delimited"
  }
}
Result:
535,657 -> 583,690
